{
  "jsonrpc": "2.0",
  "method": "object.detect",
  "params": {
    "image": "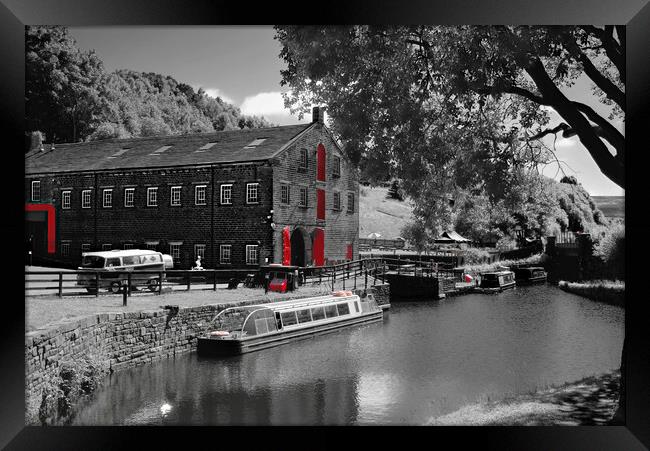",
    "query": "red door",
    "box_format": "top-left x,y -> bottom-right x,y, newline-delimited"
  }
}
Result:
346,243 -> 353,260
313,228 -> 325,266
317,144 -> 326,181
316,189 -> 325,220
